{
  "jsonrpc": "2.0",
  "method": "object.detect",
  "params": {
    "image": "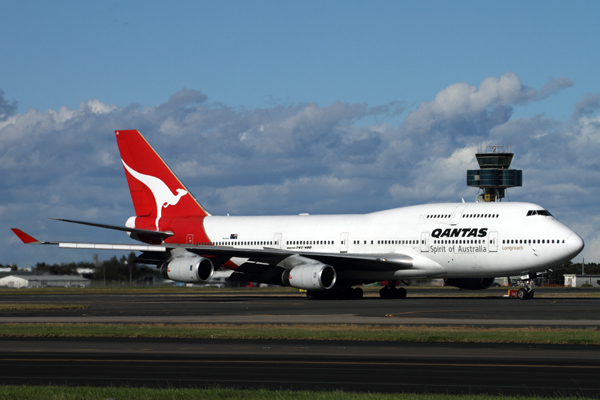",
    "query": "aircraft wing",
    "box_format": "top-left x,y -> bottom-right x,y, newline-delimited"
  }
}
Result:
11,228 -> 413,272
